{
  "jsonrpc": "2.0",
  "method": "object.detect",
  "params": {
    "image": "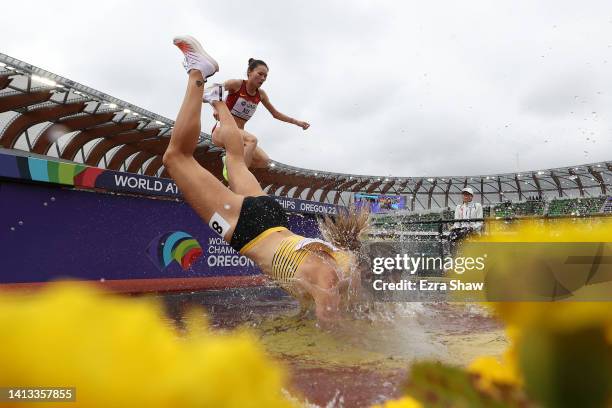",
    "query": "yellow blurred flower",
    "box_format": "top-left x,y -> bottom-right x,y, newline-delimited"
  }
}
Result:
0,283 -> 294,408
470,219 -> 612,406
478,217 -> 612,243
468,355 -> 522,392
468,323 -> 522,392
476,219 -> 612,331
493,302 -> 612,332
371,395 -> 423,408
